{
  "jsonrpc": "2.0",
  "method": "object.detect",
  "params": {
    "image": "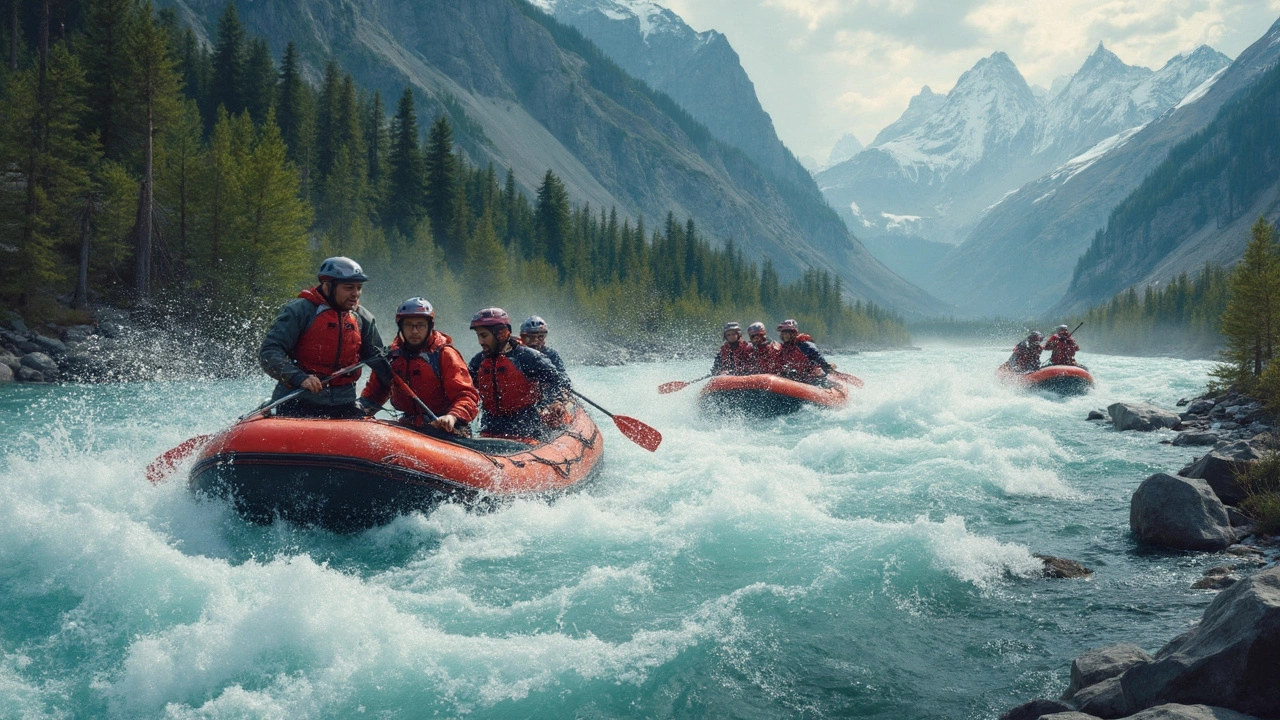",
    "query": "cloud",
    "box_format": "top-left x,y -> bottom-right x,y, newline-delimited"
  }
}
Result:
665,0 -> 1279,159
